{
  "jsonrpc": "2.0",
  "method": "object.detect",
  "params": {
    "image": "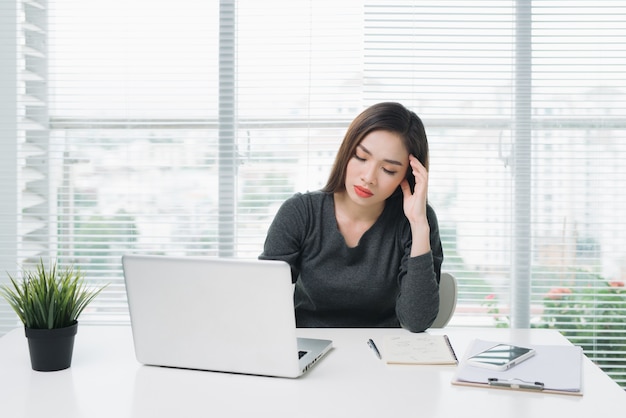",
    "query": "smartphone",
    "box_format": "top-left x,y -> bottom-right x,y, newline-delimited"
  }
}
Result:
467,343 -> 536,371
